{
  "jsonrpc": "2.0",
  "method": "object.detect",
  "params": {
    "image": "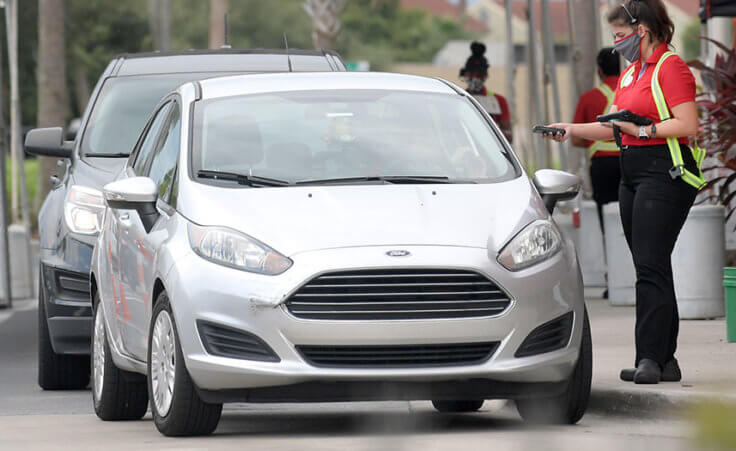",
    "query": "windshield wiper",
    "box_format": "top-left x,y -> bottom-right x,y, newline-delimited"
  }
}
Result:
296,175 -> 459,185
83,152 -> 131,158
197,170 -> 290,187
